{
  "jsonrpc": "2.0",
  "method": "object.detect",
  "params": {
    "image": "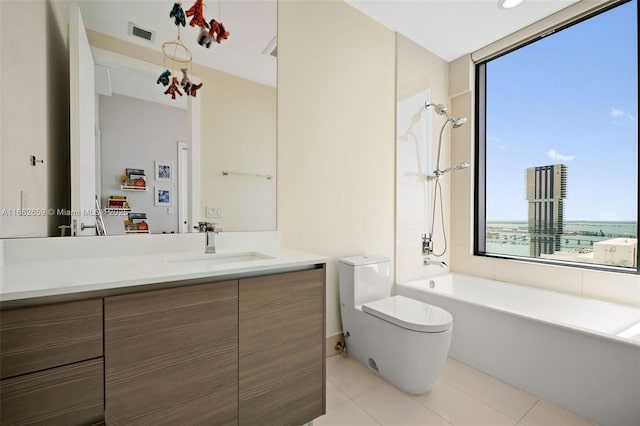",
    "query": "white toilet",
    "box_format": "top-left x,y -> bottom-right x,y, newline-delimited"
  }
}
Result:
338,255 -> 452,394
